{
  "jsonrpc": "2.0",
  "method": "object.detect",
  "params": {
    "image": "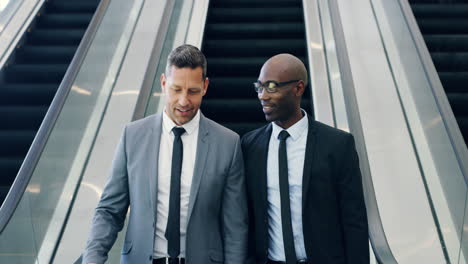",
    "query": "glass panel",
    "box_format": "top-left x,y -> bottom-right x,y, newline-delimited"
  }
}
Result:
369,0 -> 468,263
316,0 -> 349,131
145,0 -> 195,116
0,0 -> 144,262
